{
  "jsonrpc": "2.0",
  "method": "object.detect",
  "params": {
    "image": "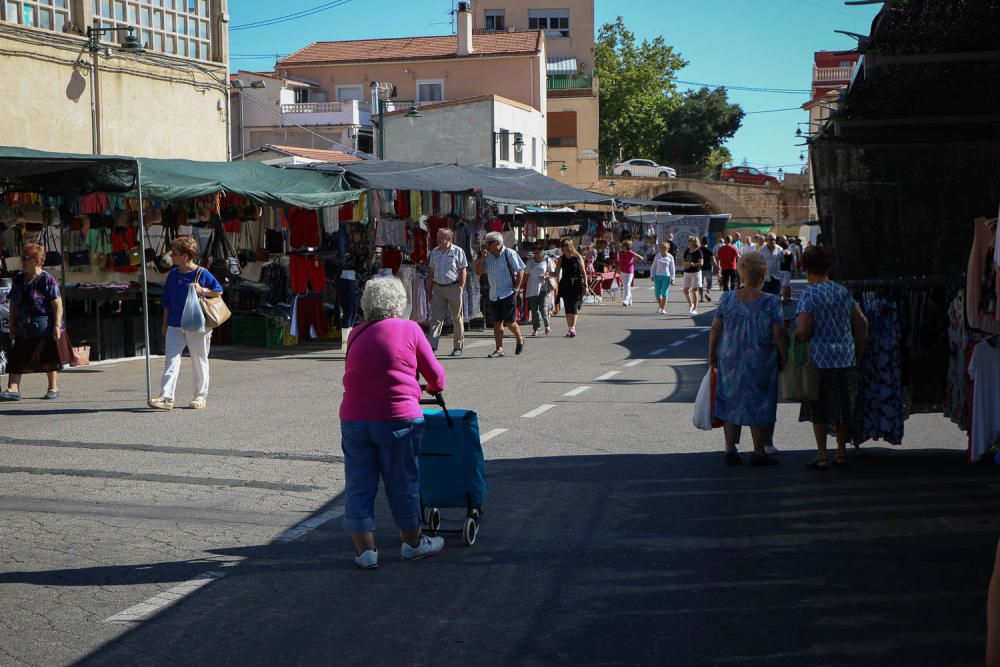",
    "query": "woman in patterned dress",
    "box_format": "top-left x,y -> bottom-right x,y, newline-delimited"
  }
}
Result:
708,252 -> 786,466
795,246 -> 868,469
